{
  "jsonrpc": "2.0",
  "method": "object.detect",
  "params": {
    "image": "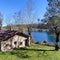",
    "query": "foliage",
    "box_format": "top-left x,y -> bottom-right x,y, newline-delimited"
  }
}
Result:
47,16 -> 60,26
44,0 -> 60,26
